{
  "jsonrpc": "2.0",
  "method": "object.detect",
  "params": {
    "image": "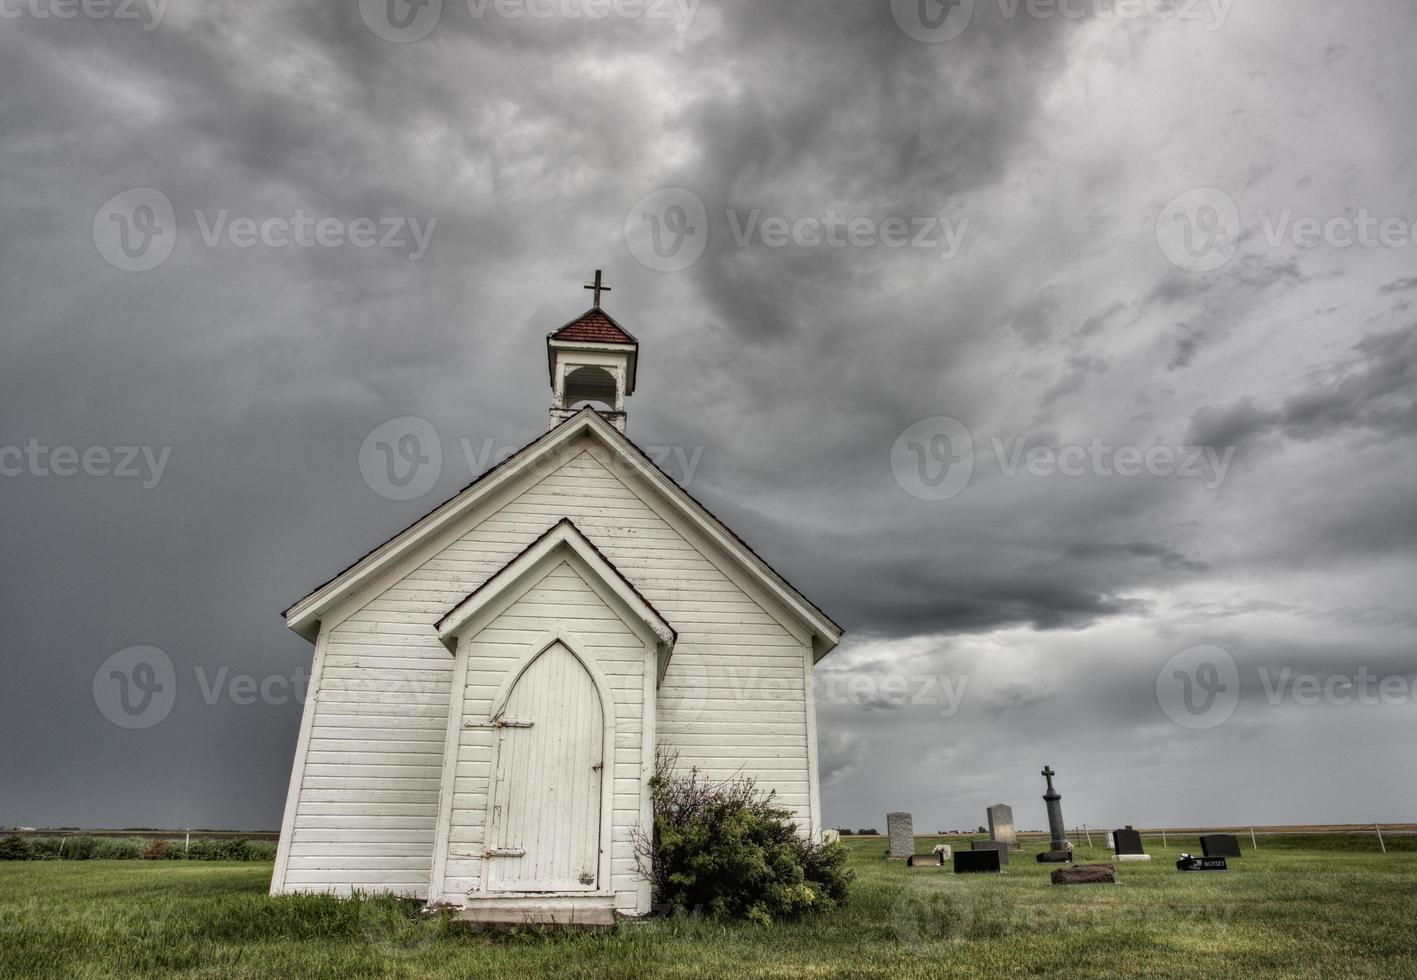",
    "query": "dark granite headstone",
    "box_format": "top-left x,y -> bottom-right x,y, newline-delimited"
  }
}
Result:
1036,849 -> 1073,864
1177,854 -> 1229,872
970,839 -> 1010,865
954,849 -> 1002,874
1200,834 -> 1242,858
1051,864 -> 1118,885
1113,827 -> 1145,856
